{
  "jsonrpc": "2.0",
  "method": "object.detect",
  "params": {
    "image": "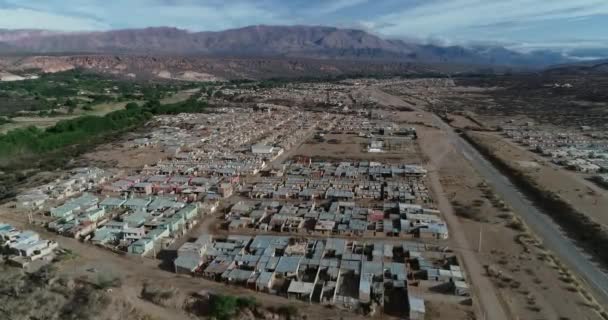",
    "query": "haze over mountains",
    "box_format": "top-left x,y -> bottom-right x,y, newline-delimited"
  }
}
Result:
0,25 -> 573,68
